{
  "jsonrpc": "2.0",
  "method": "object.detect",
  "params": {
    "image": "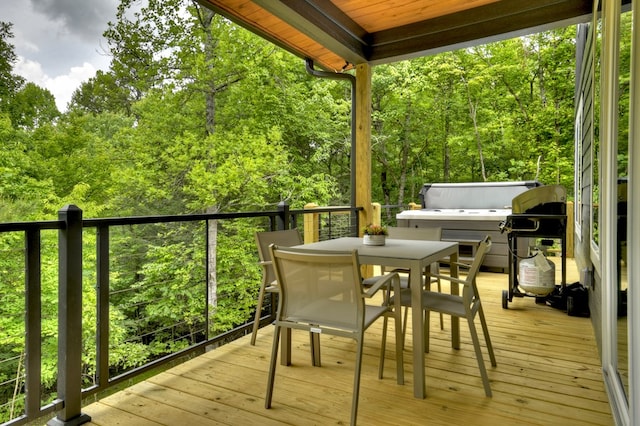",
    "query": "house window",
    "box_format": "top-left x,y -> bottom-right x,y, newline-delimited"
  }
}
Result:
590,11 -> 601,256
574,96 -> 583,239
